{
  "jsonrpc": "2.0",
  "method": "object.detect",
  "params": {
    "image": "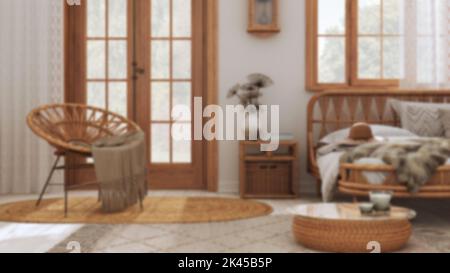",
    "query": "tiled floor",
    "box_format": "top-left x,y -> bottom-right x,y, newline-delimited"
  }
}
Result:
1,191 -> 450,253
0,192 -> 83,253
